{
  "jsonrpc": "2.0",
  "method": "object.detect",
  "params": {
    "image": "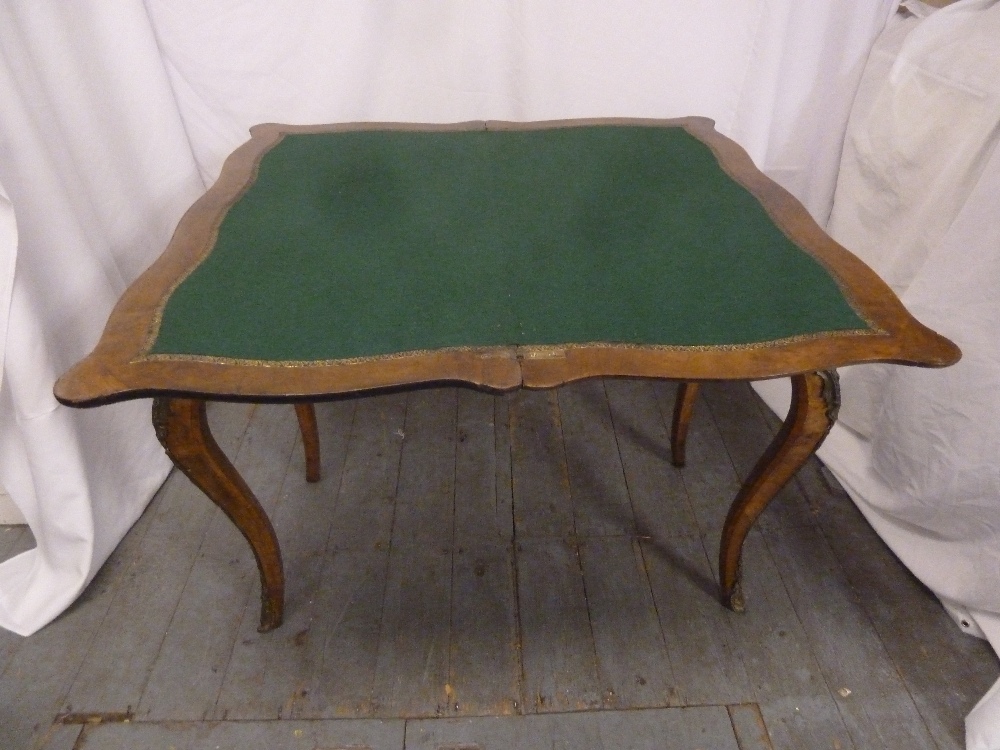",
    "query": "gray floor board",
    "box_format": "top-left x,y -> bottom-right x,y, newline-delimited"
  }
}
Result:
1,382 -> 992,750
62,403 -> 256,716
509,390 -> 574,538
817,491 -> 999,750
0,441 -> 172,750
371,542 -> 453,717
62,470 -> 223,716
641,536 -> 753,706
326,392 -> 408,550
517,538 -> 603,712
213,400 -> 356,721
649,380 -> 744,539
290,394 -> 408,719
0,525 -> 33,678
765,519 -> 939,749
293,545 -> 391,718
0,498 -> 152,749
587,706 -> 740,750
579,537 -> 676,708
136,403 -> 300,722
699,381 -> 815,533
453,389 -> 510,546
77,718 -> 405,749
724,532 -> 855,750
132,548 -> 255,721
448,540 -> 521,716
391,388 -> 458,548
0,626 -> 21,692
406,707 -> 741,750
0,524 -> 30,560
603,378 -> 699,539
0,597 -> 110,750
406,714 -> 521,749
684,383 -> 856,747
34,723 -> 82,750
727,703 -> 774,750
558,379 -> 635,537
493,394 -> 516,543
